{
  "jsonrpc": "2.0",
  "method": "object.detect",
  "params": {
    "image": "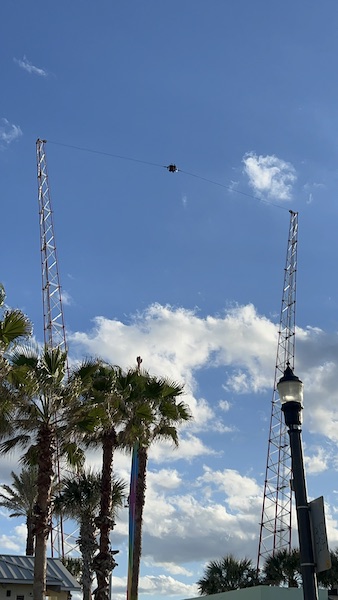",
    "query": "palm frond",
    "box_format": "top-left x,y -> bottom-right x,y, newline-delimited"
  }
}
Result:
0,309 -> 32,348
60,441 -> 85,468
0,434 -> 31,454
9,344 -> 40,368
